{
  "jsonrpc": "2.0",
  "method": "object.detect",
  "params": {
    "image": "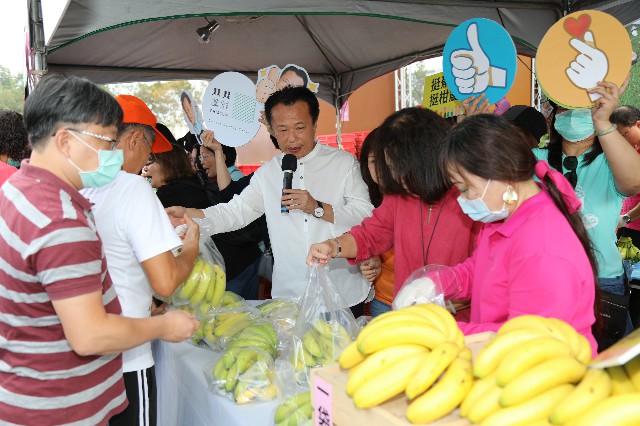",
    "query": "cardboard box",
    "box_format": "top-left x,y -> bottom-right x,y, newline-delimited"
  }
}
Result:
310,332 -> 494,426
